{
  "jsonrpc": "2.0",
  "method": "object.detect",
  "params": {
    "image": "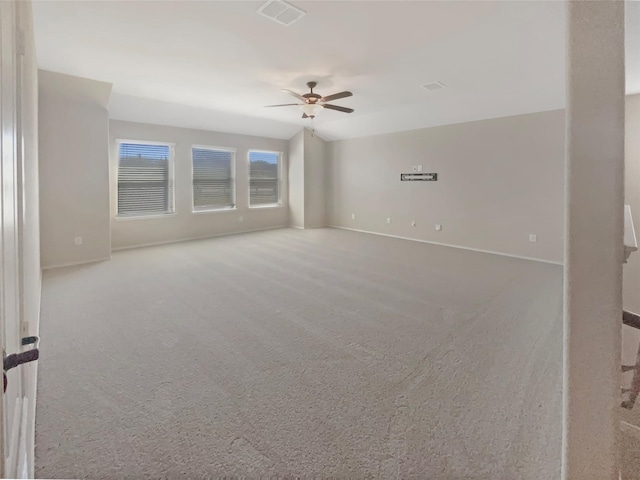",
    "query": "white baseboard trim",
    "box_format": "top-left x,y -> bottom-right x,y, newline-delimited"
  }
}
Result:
327,225 -> 563,266
43,256 -> 112,271
111,225 -> 290,252
290,225 -> 327,230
